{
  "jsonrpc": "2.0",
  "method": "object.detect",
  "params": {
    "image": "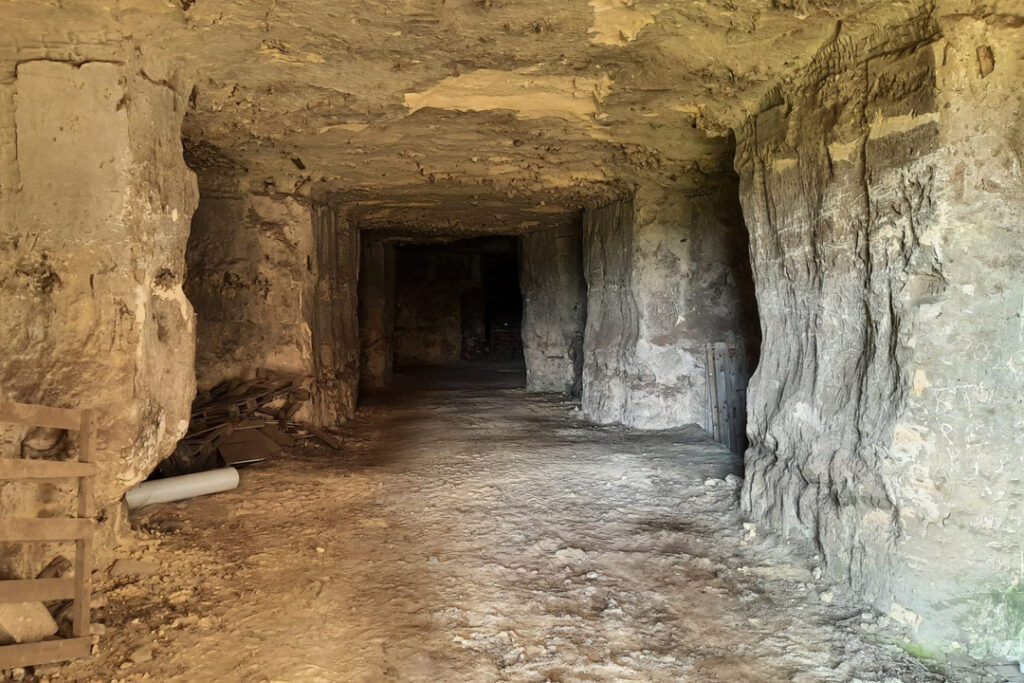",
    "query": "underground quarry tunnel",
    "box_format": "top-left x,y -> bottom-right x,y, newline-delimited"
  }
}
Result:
1,0 -> 1023,680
